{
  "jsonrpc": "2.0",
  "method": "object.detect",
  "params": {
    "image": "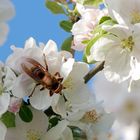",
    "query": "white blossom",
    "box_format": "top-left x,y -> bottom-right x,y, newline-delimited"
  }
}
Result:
105,0 -> 140,26
94,72 -> 140,123
5,107 -> 49,140
71,4 -> 108,51
6,38 -> 91,111
90,23 -> 140,83
41,120 -> 73,140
